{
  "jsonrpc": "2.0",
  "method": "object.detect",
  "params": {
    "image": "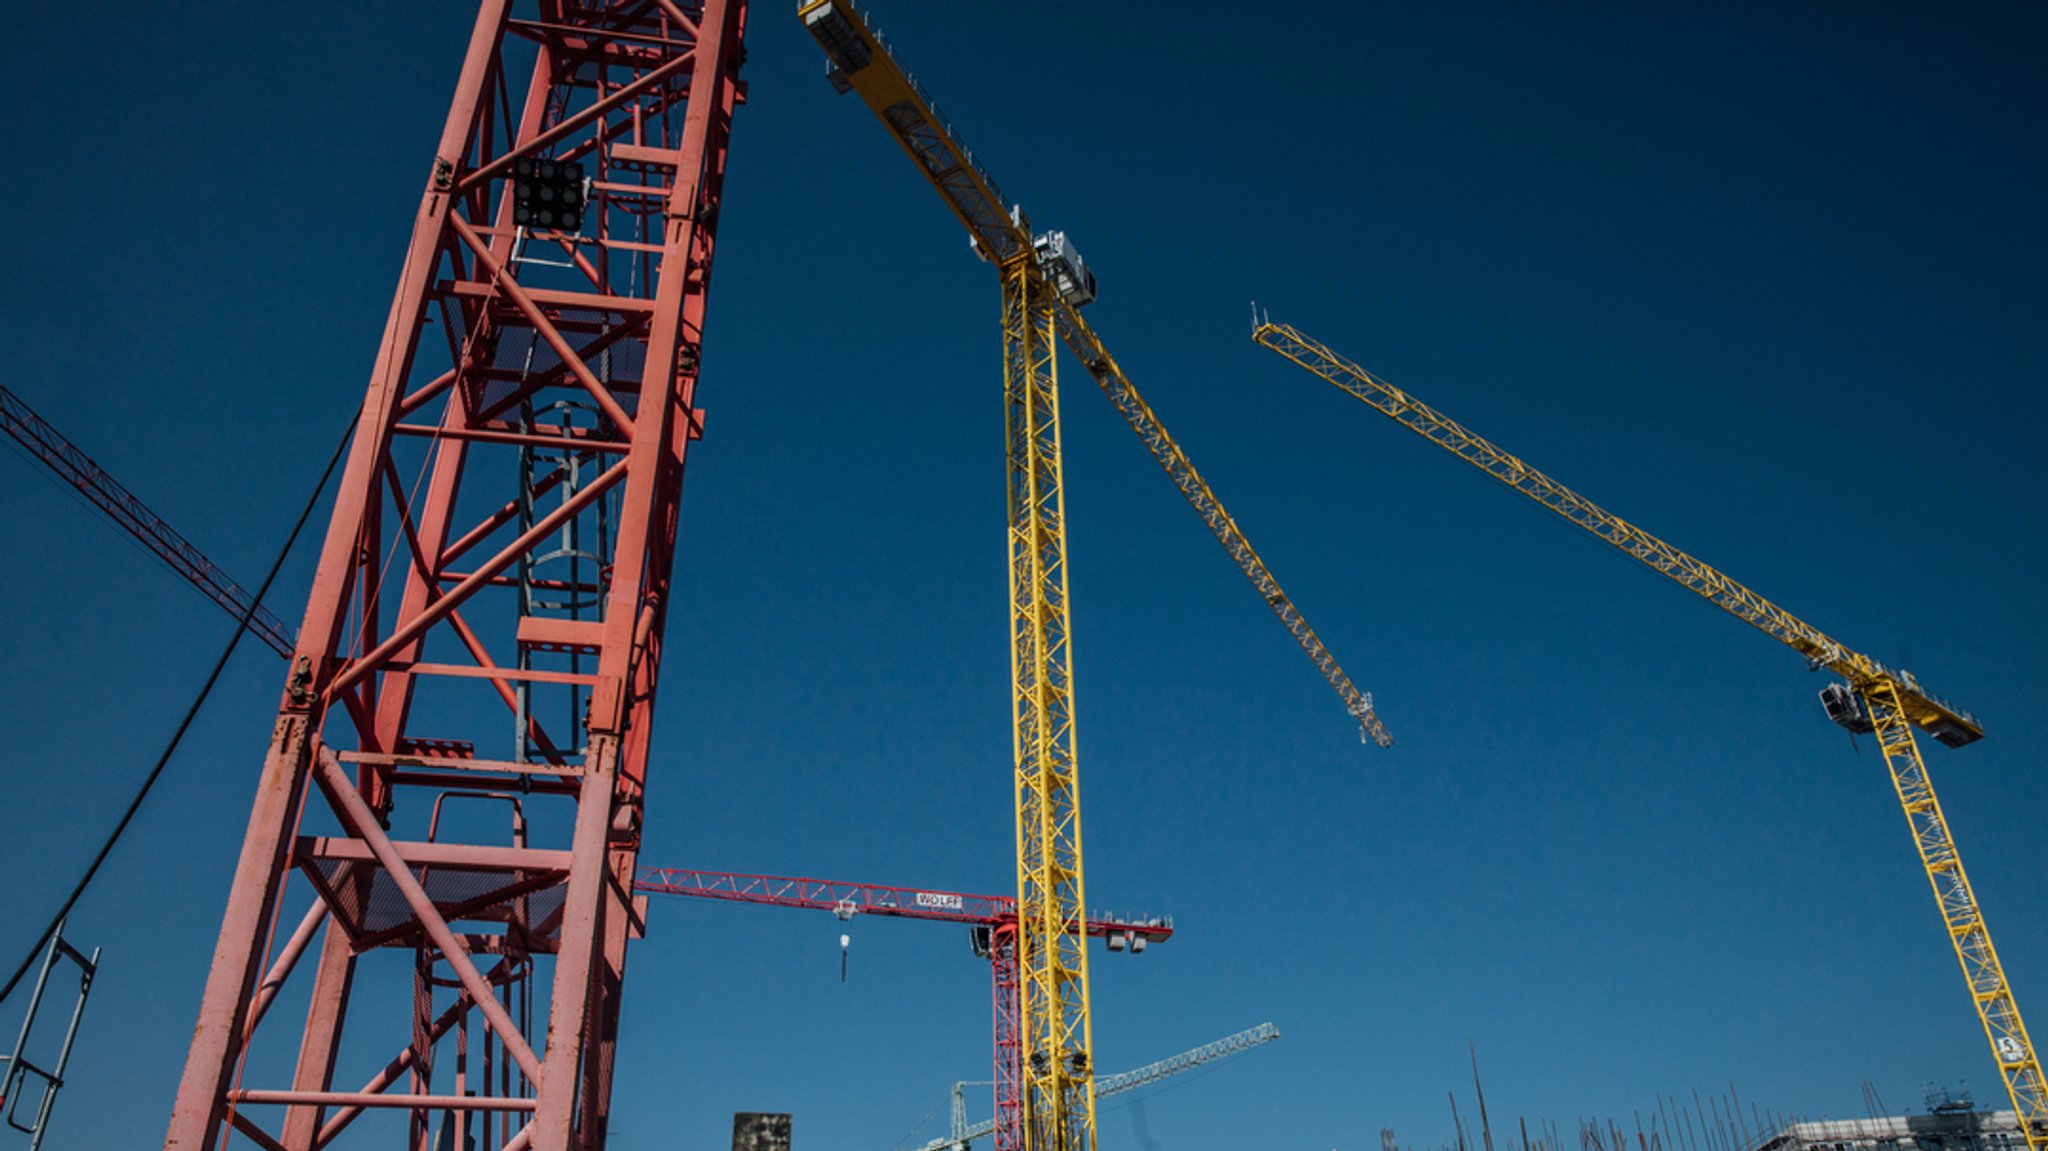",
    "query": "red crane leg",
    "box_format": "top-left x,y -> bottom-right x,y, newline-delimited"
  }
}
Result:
992,924 -> 1024,1151
163,2 -> 748,1148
